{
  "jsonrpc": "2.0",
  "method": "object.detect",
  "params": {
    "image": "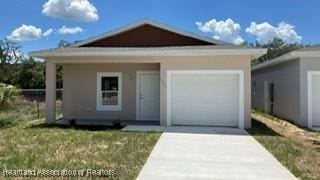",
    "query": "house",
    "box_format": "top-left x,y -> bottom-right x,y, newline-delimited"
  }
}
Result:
30,19 -> 265,129
252,47 -> 320,129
